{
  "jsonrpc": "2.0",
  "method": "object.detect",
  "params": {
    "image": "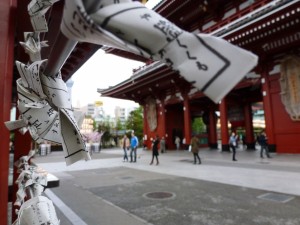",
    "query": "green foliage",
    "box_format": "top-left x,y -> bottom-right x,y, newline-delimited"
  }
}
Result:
10,132 -> 15,141
116,118 -> 124,131
95,107 -> 144,147
125,106 -> 143,142
93,120 -> 97,130
97,118 -> 112,148
192,117 -> 206,134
